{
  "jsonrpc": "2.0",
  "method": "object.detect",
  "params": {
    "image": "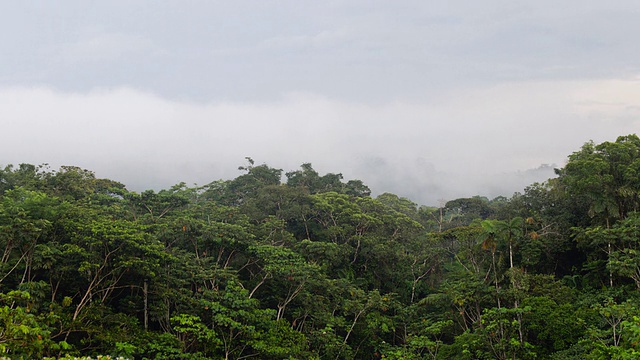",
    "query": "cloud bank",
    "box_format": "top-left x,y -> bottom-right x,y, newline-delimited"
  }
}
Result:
3,78 -> 639,204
